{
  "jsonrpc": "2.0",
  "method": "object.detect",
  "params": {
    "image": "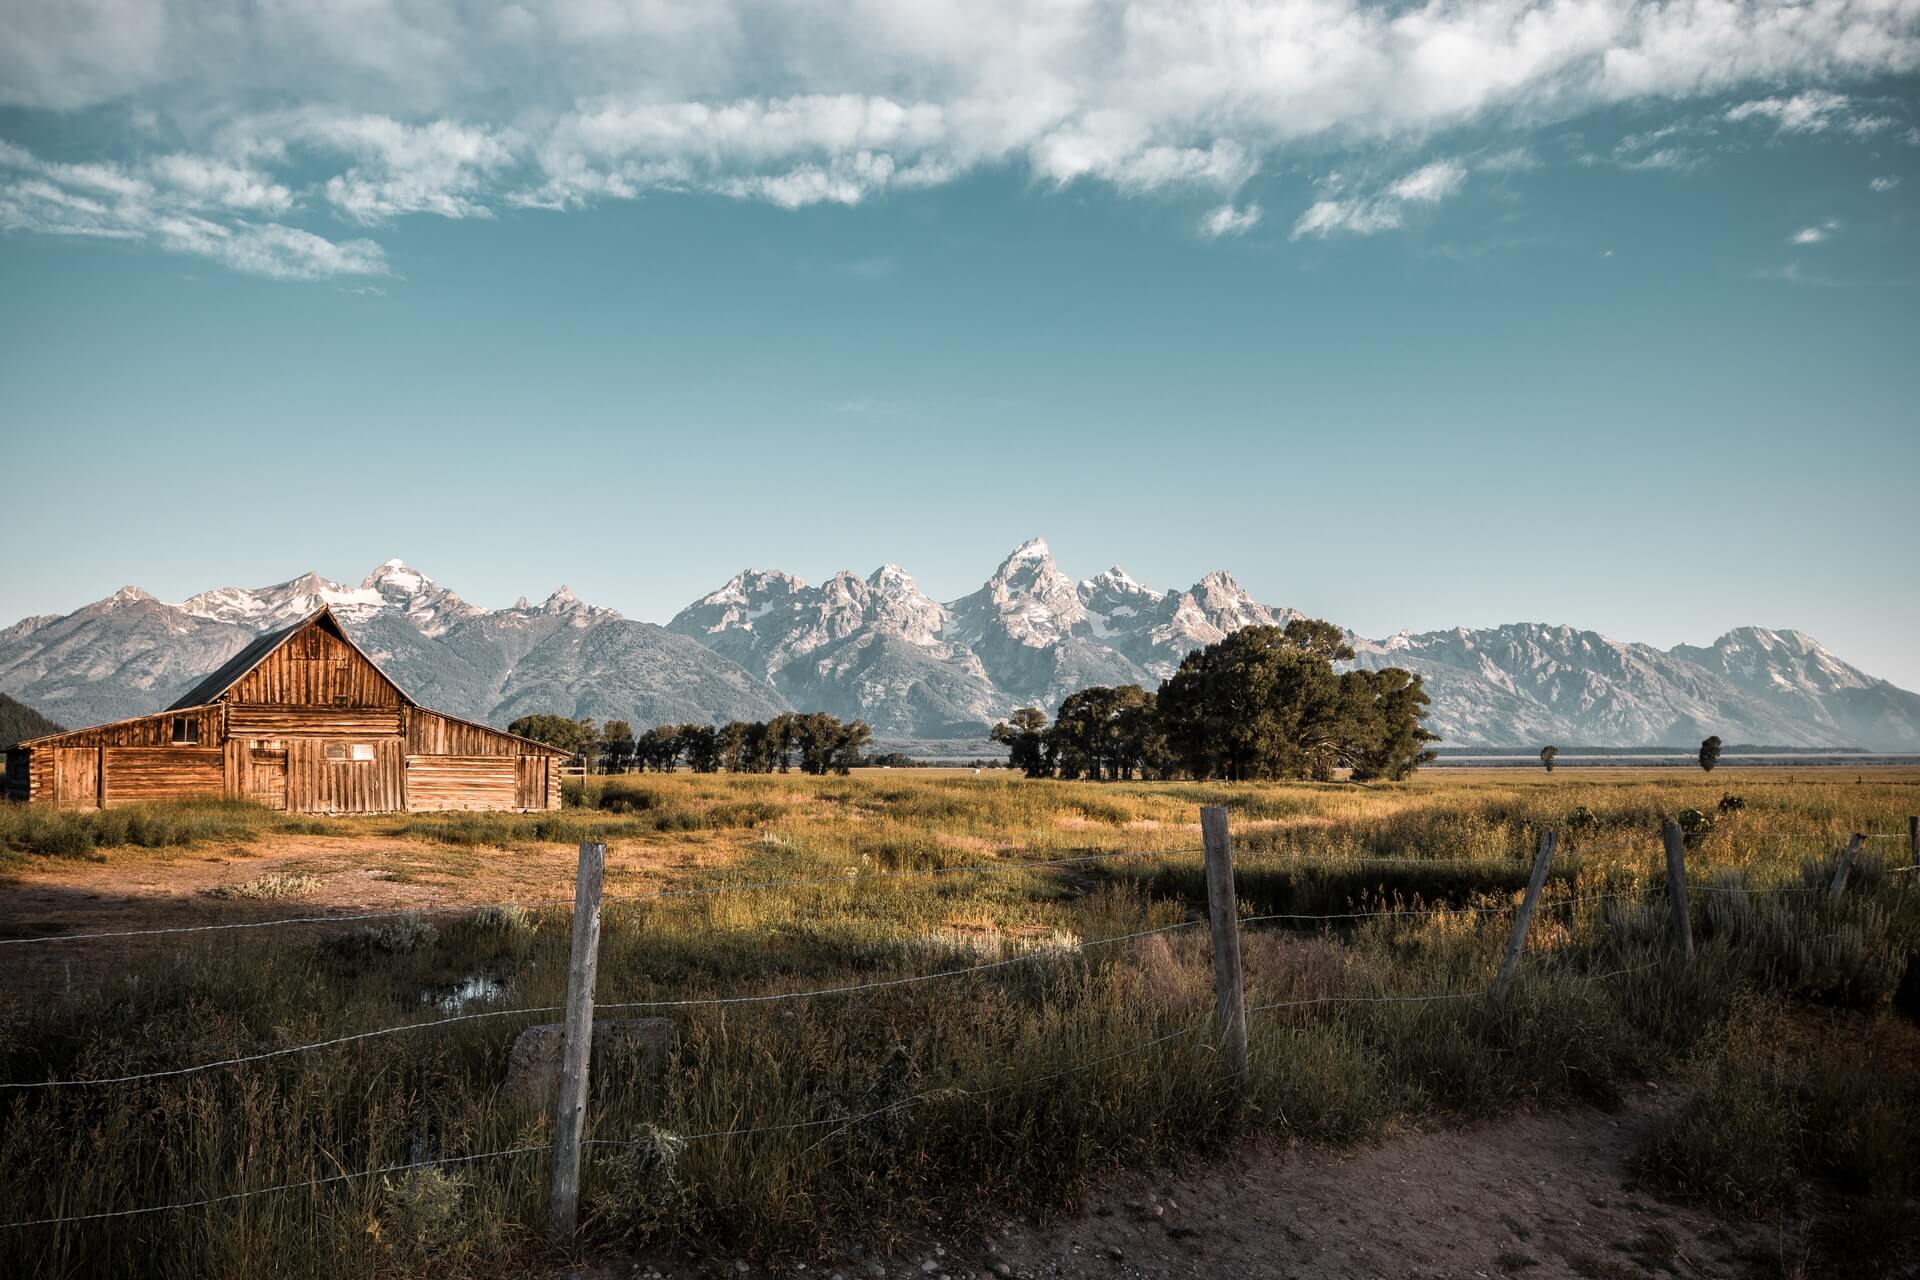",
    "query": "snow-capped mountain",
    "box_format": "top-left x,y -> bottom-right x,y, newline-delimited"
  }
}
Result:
5,545 -> 1919,749
666,563 -> 998,735
176,560 -> 488,638
668,540 -> 1920,747
0,564 -> 783,731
